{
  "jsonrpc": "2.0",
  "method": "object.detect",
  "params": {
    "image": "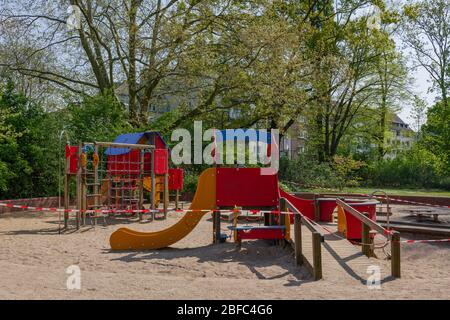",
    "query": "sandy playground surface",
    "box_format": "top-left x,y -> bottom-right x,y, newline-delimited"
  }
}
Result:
0,207 -> 449,300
